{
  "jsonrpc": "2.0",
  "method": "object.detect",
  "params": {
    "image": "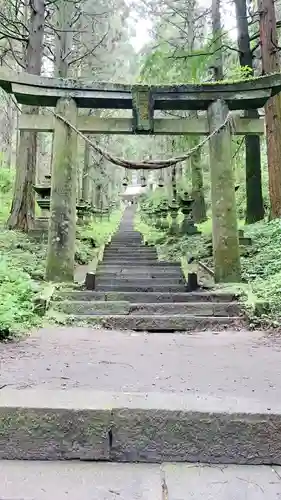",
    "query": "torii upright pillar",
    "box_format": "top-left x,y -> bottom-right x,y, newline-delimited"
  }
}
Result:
46,97 -> 78,282
208,99 -> 241,283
